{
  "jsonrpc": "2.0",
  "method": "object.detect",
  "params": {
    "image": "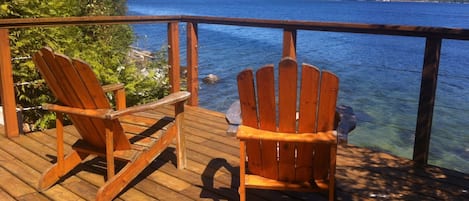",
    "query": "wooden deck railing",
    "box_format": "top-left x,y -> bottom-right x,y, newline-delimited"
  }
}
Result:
1,16 -> 468,166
